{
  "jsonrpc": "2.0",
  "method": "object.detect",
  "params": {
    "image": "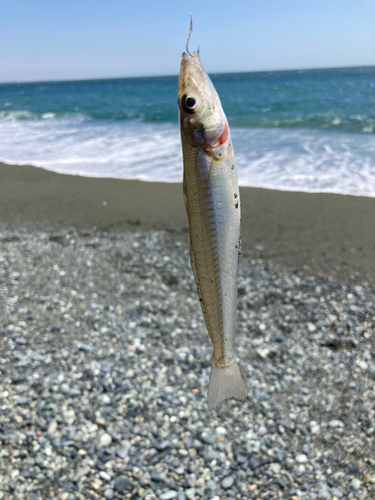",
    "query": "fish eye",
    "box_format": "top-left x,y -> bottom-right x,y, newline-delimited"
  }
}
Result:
185,96 -> 196,108
182,94 -> 198,114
